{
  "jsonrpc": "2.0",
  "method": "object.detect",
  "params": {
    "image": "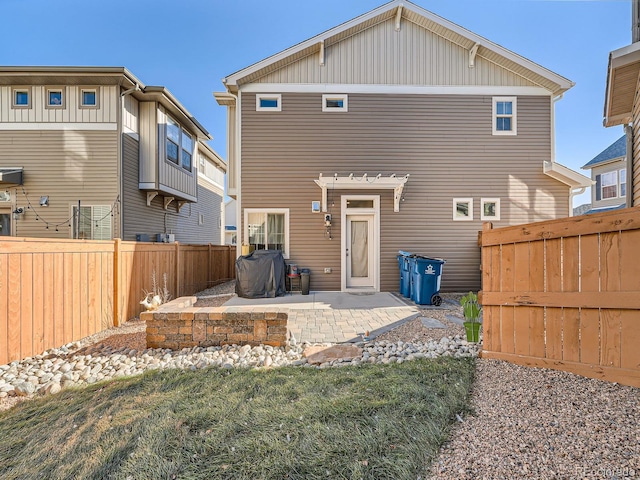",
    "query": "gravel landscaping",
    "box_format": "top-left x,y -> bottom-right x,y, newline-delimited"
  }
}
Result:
1,281 -> 638,479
